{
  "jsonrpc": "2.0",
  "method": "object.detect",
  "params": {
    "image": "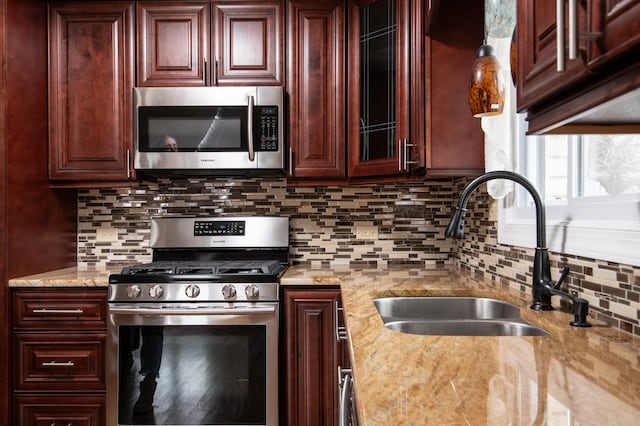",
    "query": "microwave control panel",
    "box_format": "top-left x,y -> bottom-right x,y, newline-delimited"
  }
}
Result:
255,106 -> 279,151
